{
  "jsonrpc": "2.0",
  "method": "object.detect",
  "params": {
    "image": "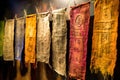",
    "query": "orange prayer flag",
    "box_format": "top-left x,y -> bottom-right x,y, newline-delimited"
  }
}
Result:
90,0 -> 119,78
25,14 -> 36,63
